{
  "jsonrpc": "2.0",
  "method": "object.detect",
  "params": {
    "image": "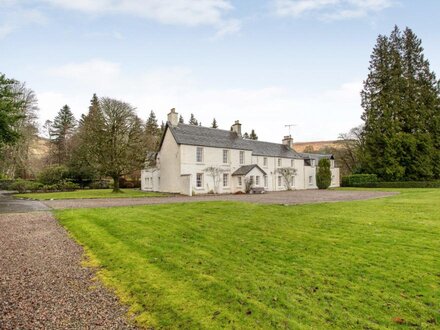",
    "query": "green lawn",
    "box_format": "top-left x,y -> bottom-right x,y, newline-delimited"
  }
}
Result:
55,189 -> 440,329
17,189 -> 167,200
